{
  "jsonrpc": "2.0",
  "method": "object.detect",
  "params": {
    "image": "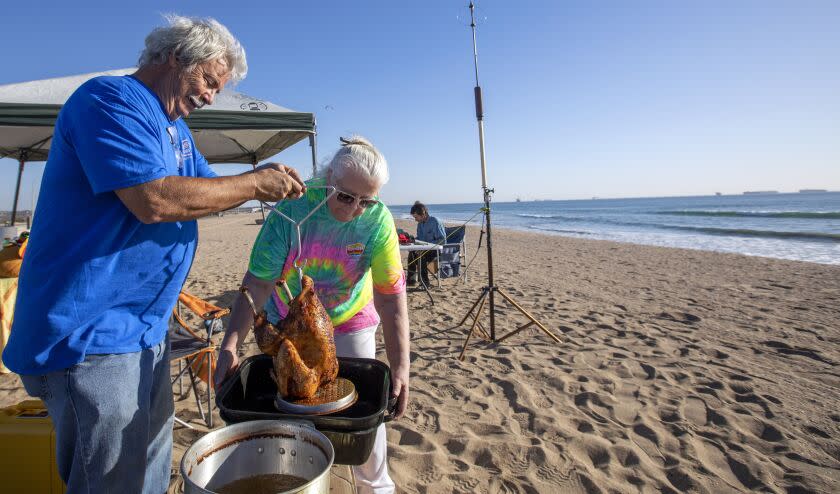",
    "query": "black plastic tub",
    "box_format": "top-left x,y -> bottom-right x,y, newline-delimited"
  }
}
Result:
216,354 -> 395,465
